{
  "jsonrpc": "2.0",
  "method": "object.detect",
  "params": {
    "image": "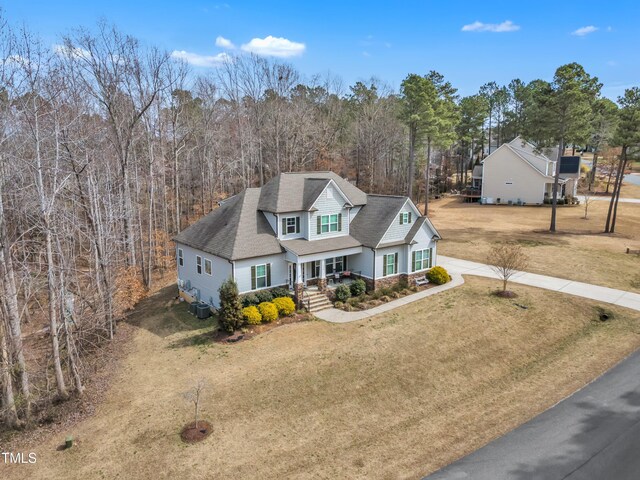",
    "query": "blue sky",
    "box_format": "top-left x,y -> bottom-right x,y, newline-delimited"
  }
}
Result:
3,0 -> 639,99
